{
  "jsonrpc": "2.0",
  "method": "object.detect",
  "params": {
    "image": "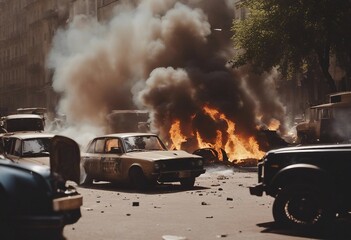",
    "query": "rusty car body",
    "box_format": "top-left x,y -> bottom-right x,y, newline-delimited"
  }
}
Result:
81,132 -> 206,189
